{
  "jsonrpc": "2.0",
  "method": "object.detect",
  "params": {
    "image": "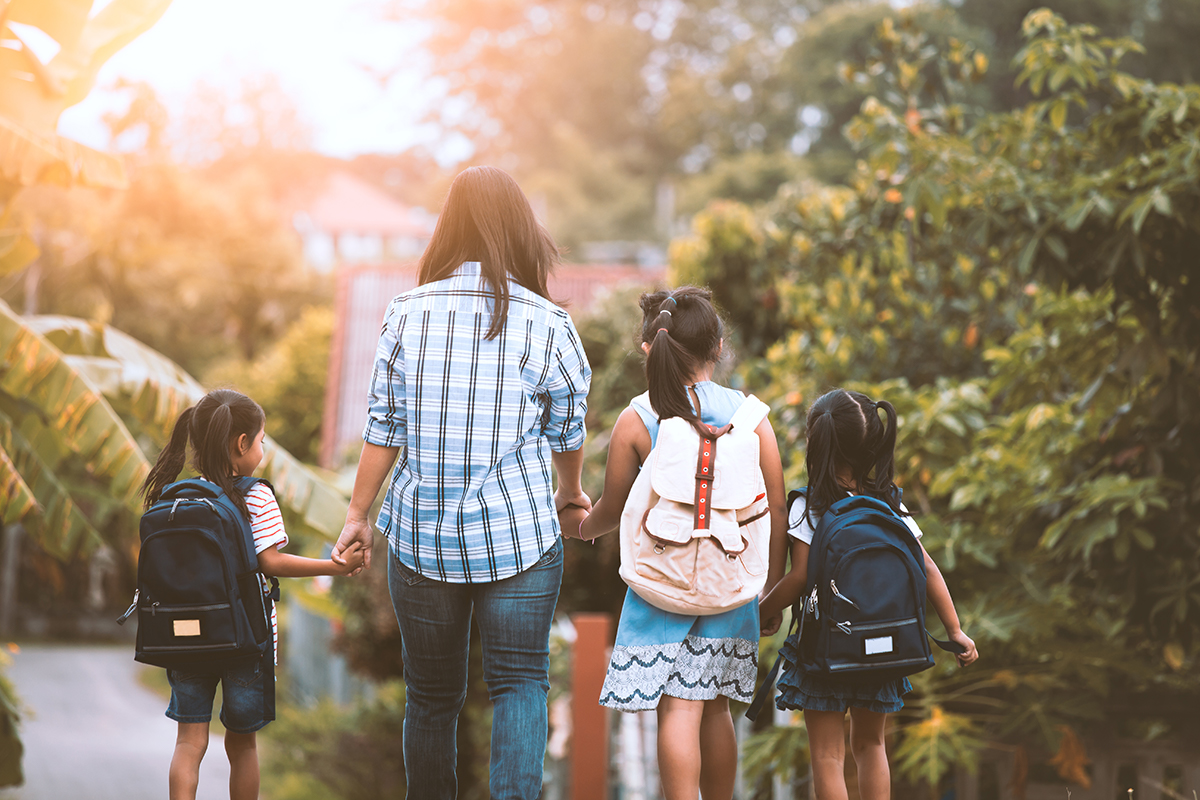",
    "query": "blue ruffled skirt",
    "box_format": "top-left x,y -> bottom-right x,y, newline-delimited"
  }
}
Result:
599,589 -> 759,712
775,626 -> 912,714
